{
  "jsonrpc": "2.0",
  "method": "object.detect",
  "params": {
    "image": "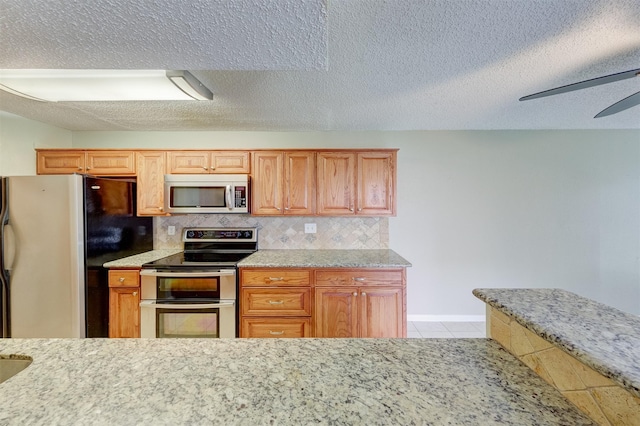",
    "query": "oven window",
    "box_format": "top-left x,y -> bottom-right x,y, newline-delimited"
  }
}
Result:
157,307 -> 220,338
157,277 -> 220,299
170,186 -> 227,208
